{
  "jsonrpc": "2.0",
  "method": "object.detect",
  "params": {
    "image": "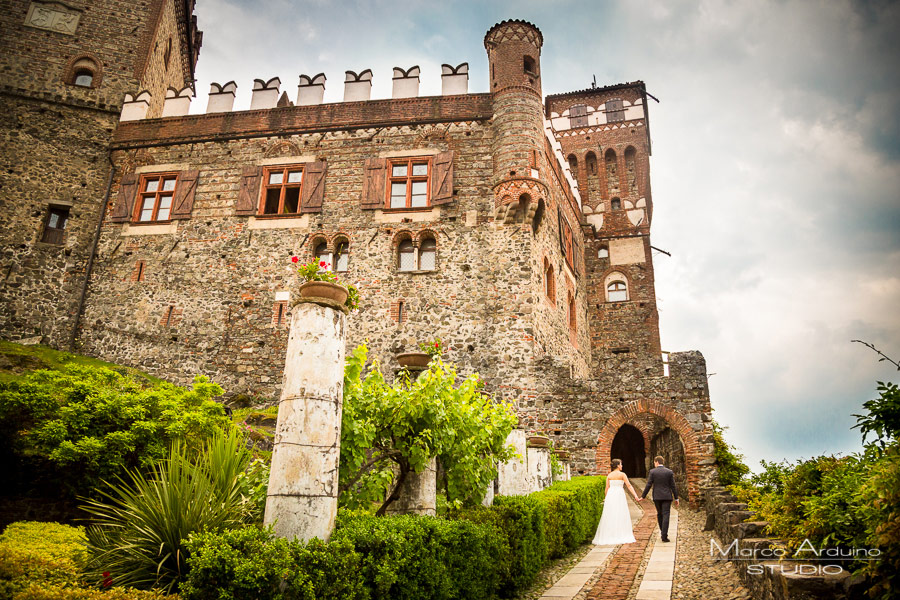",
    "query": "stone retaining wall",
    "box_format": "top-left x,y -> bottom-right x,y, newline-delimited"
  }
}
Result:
702,486 -> 867,600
